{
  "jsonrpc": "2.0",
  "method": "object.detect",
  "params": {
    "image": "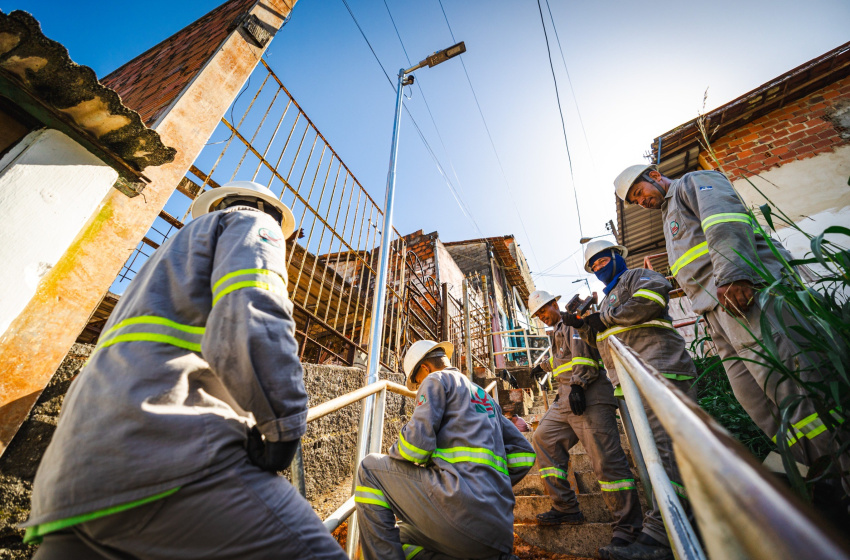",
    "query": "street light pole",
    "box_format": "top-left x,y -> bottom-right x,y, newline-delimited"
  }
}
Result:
348,41 -> 465,559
